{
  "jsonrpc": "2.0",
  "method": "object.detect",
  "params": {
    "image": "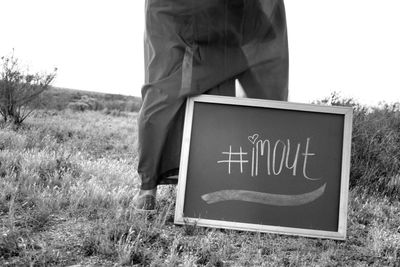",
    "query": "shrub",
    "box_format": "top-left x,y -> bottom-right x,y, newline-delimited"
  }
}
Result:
67,95 -> 104,112
0,51 -> 56,124
351,103 -> 400,199
67,101 -> 91,112
316,92 -> 400,199
125,99 -> 142,112
103,99 -> 126,111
